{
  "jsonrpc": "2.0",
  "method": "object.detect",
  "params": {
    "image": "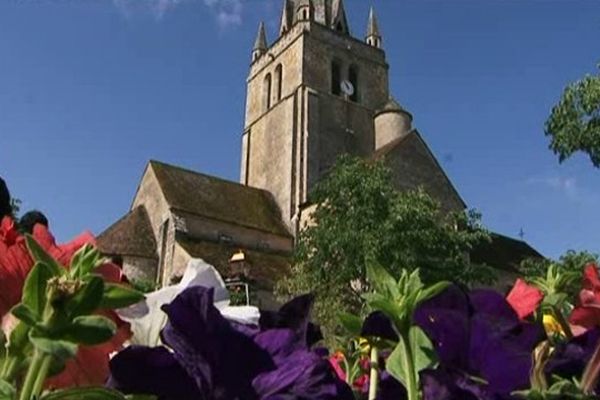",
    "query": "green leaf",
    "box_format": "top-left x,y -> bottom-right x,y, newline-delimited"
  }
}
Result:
21,262 -> 54,317
386,325 -> 437,388
40,387 -> 129,400
10,304 -> 40,327
100,283 -> 145,310
6,322 -> 30,356
29,332 -> 78,360
62,315 -> 116,345
366,261 -> 398,298
416,281 -> 451,305
0,379 -> 16,400
338,312 -> 363,336
25,235 -> 63,276
70,245 -> 101,279
65,276 -> 104,318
